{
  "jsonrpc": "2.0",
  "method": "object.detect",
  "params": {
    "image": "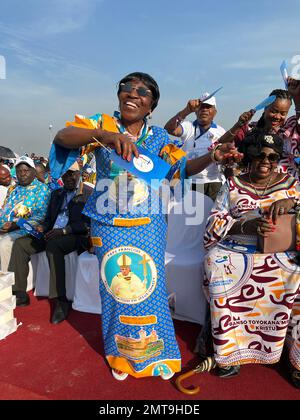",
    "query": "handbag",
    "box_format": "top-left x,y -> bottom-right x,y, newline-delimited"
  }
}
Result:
257,214 -> 296,253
